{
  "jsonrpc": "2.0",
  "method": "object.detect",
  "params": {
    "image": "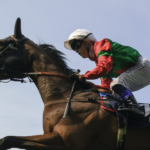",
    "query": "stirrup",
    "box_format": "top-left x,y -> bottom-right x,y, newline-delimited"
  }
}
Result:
118,106 -> 145,118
